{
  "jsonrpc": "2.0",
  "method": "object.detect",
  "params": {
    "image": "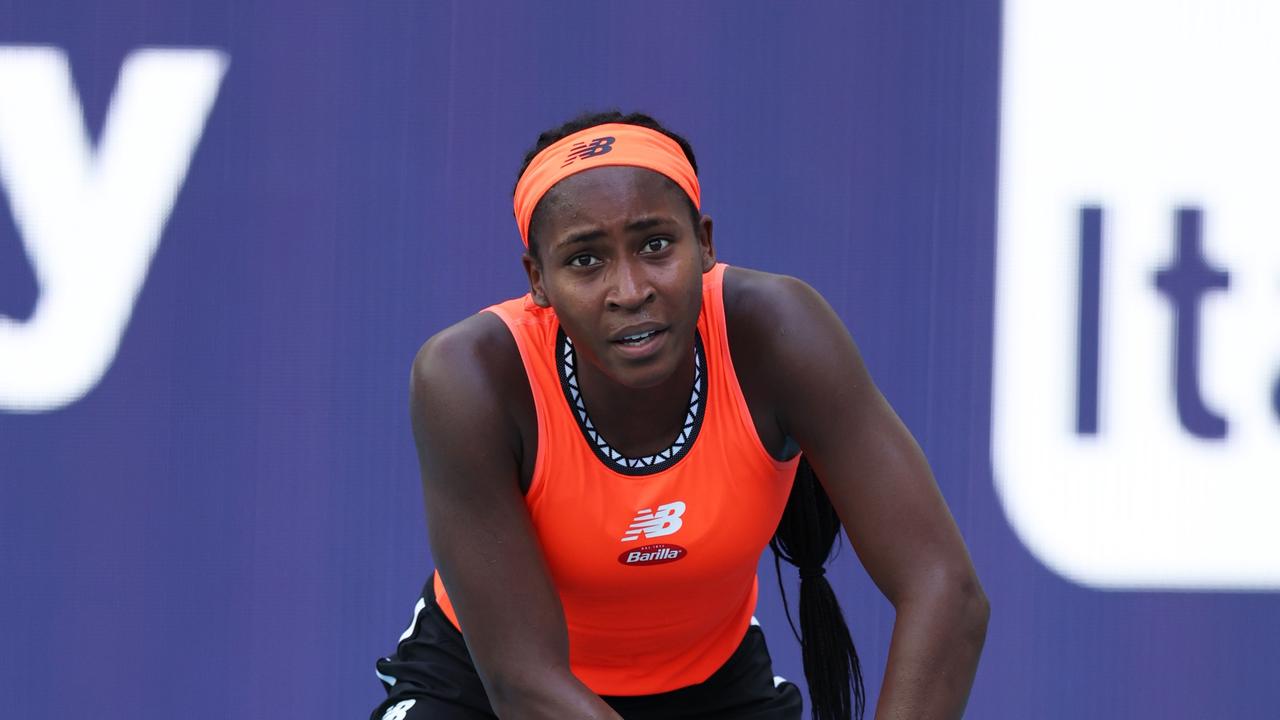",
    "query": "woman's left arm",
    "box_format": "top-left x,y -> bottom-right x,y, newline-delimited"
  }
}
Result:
746,272 -> 989,719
